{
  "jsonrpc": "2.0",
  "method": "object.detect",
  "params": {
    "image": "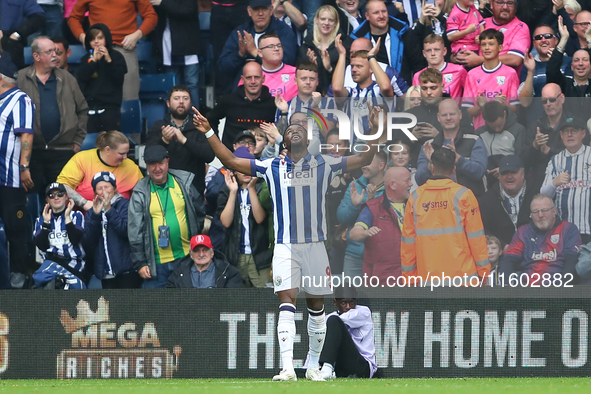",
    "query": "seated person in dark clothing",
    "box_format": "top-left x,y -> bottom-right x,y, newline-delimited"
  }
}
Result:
314,286 -> 377,380
32,183 -> 86,289
166,235 -> 243,288
76,23 -> 127,134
